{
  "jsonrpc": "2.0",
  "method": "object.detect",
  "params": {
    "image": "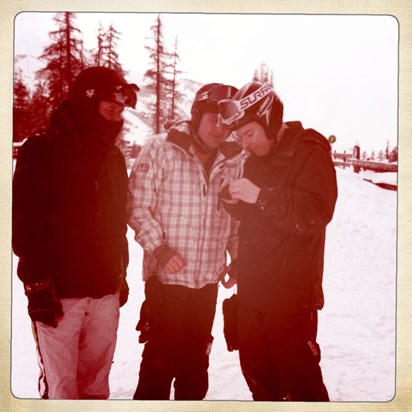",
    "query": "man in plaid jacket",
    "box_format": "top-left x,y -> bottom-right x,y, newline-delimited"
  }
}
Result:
128,83 -> 243,400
